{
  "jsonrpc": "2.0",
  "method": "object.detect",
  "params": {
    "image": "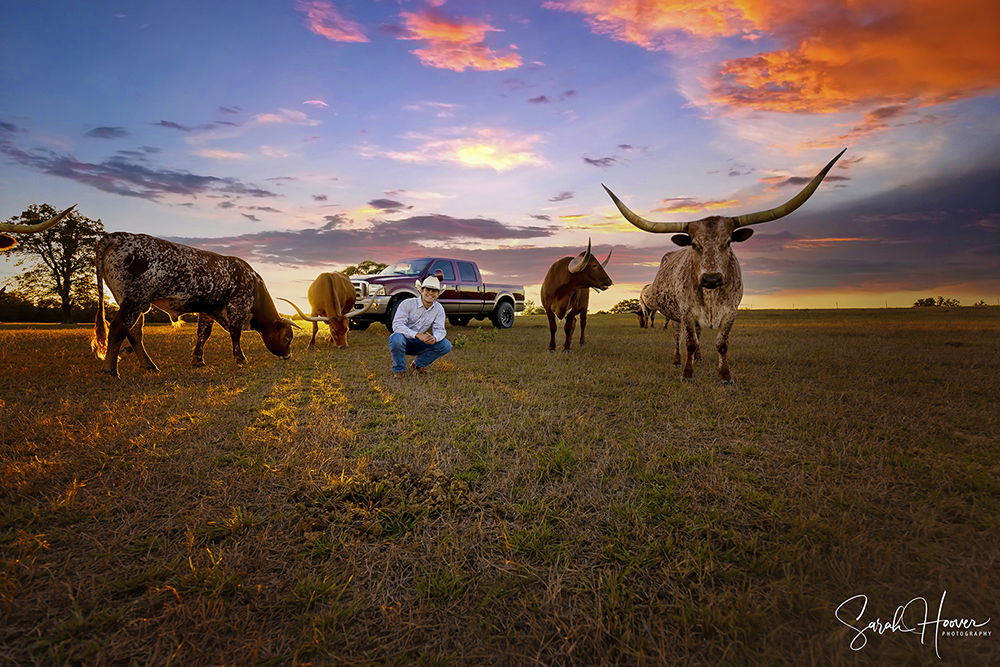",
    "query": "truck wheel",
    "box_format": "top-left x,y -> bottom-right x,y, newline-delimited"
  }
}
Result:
491,301 -> 515,329
449,315 -> 471,326
383,296 -> 411,333
348,320 -> 371,331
